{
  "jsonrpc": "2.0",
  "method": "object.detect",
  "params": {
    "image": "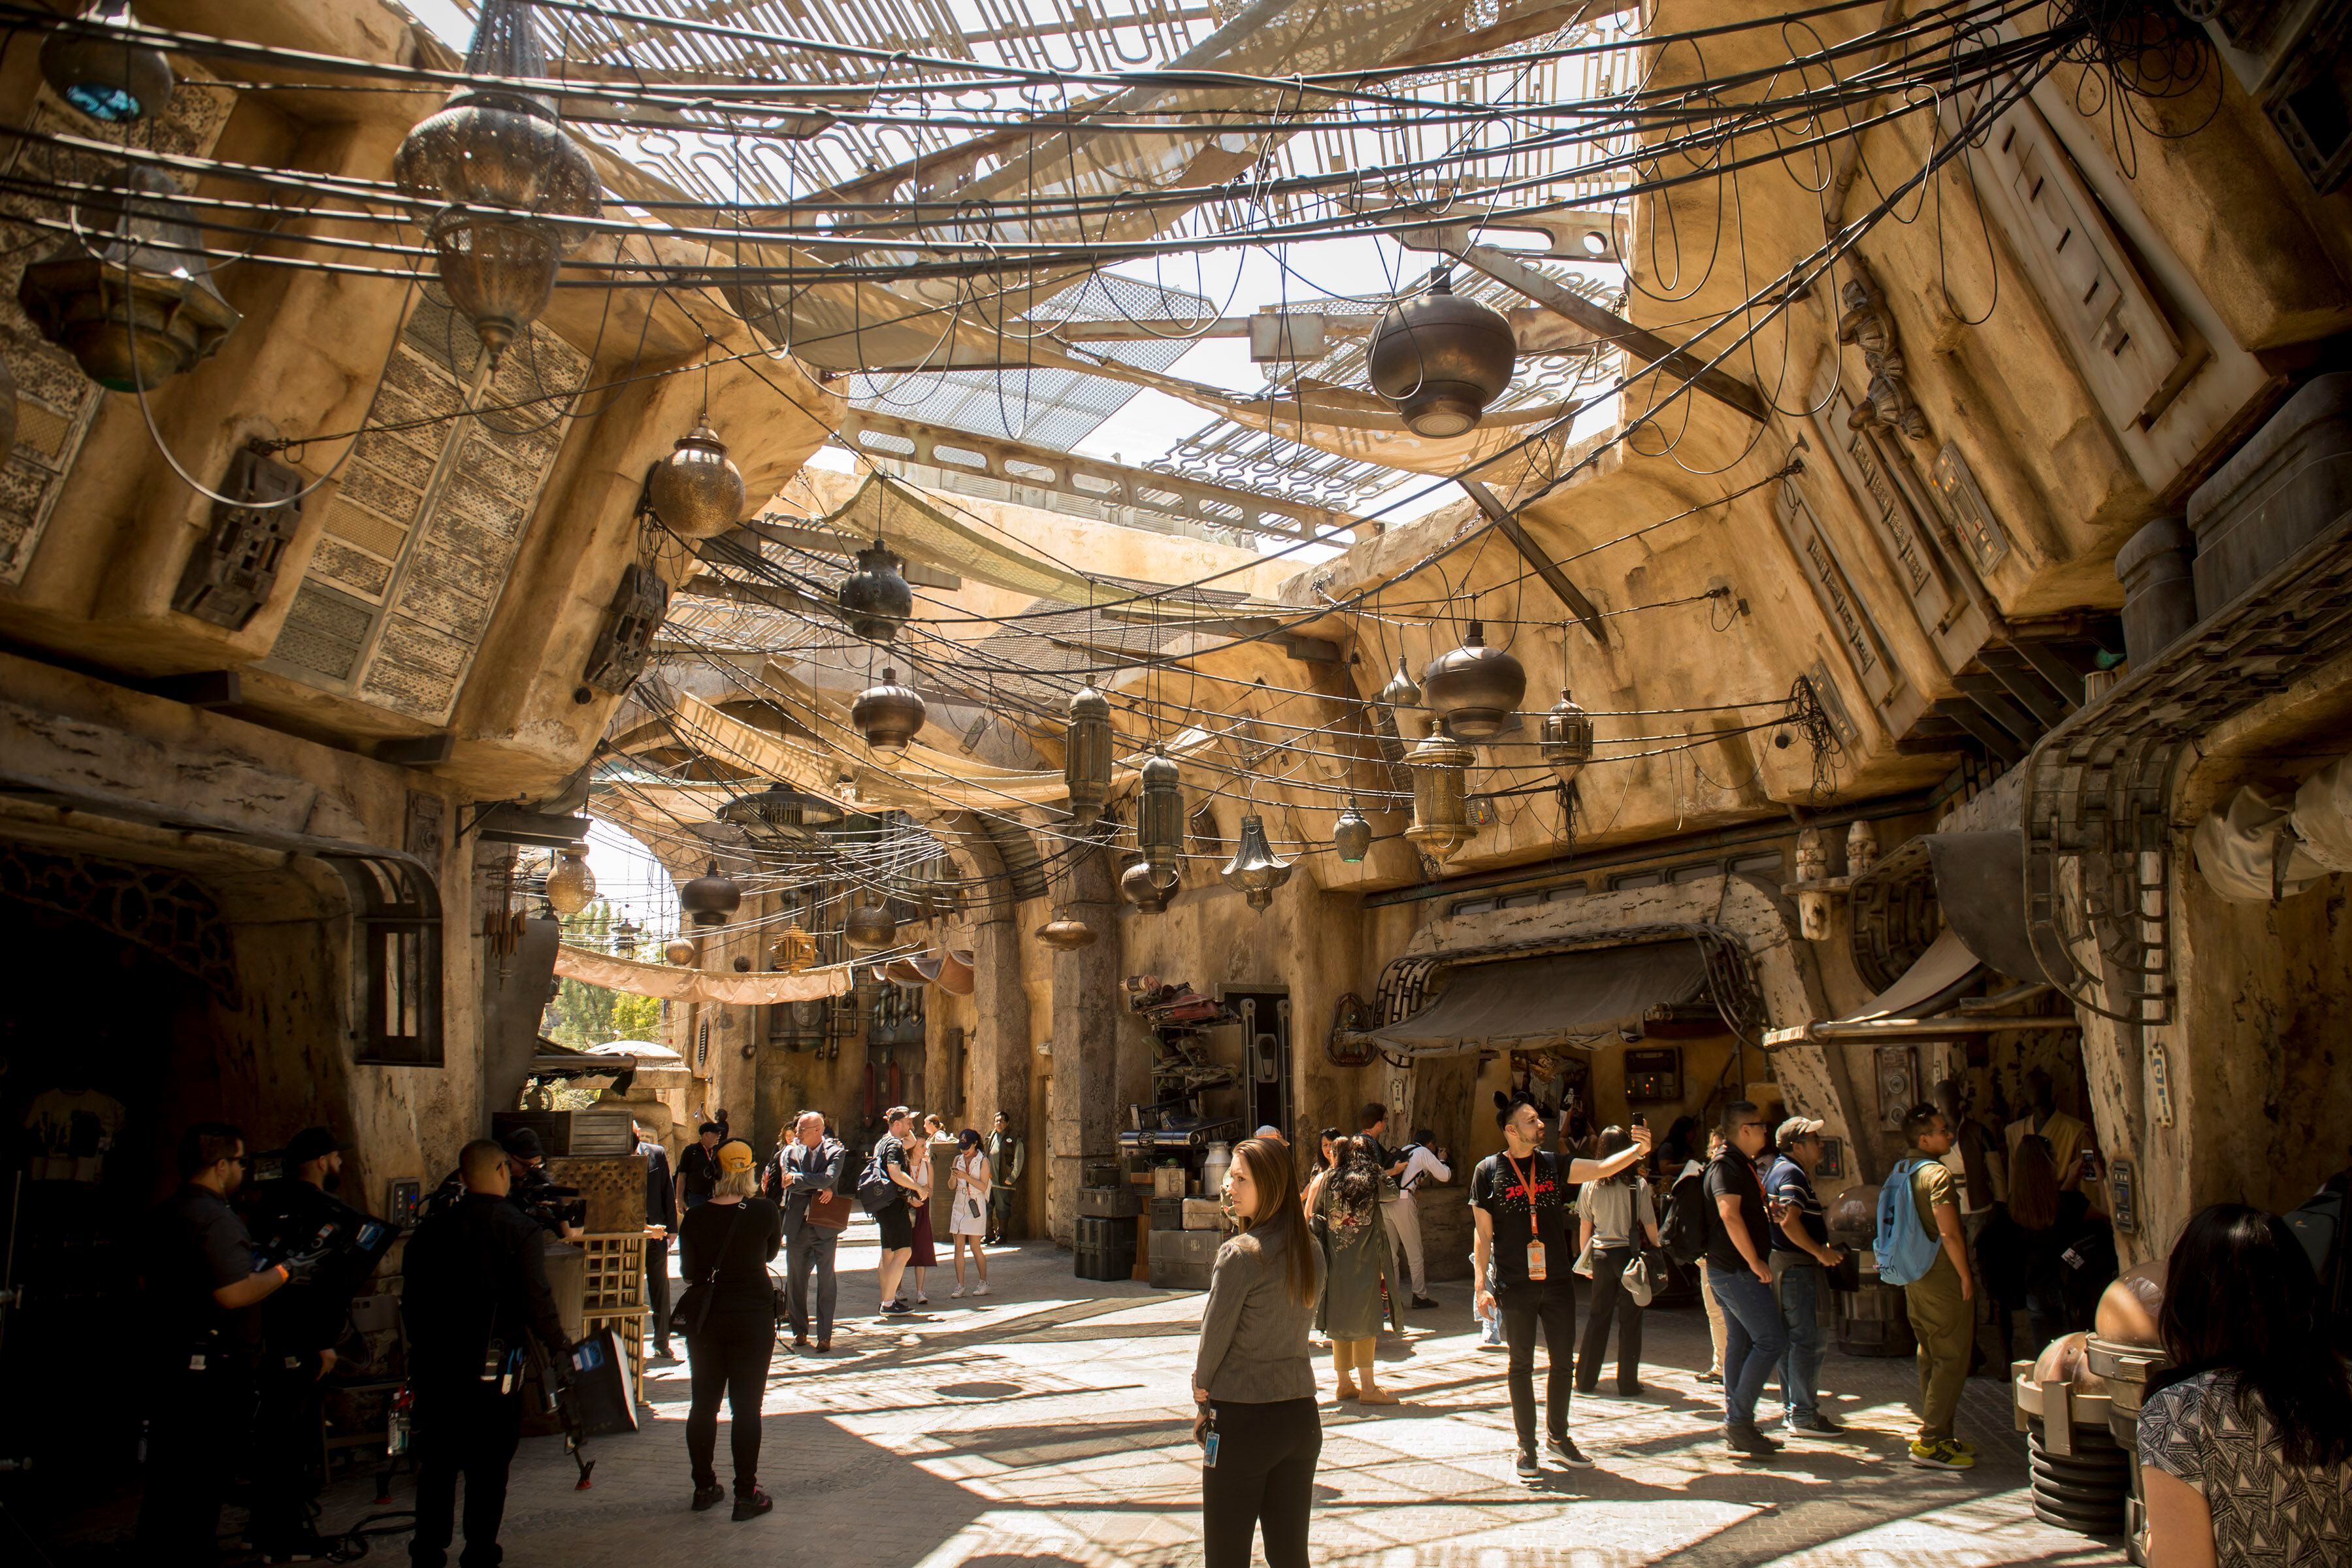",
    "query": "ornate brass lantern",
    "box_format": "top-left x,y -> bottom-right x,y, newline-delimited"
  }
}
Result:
1333,801 -> 1372,864
1064,685 -> 1113,827
543,846 -> 595,915
1422,619 -> 1526,742
1036,913 -> 1098,951
769,921 -> 816,972
425,210 -> 559,368
662,937 -> 697,967
1135,752 -> 1184,884
1120,859 -> 1172,912
719,782 -> 843,846
838,539 -> 913,642
41,0 -> 172,123
1365,270 -> 1516,438
678,860 -> 741,928
1220,814 -> 1293,913
611,913 -> 640,956
851,668 -> 926,758
843,897 -> 896,953
646,425 -> 745,538
18,167 -> 240,391
1404,720 -> 1475,860
1540,688 -> 1594,786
